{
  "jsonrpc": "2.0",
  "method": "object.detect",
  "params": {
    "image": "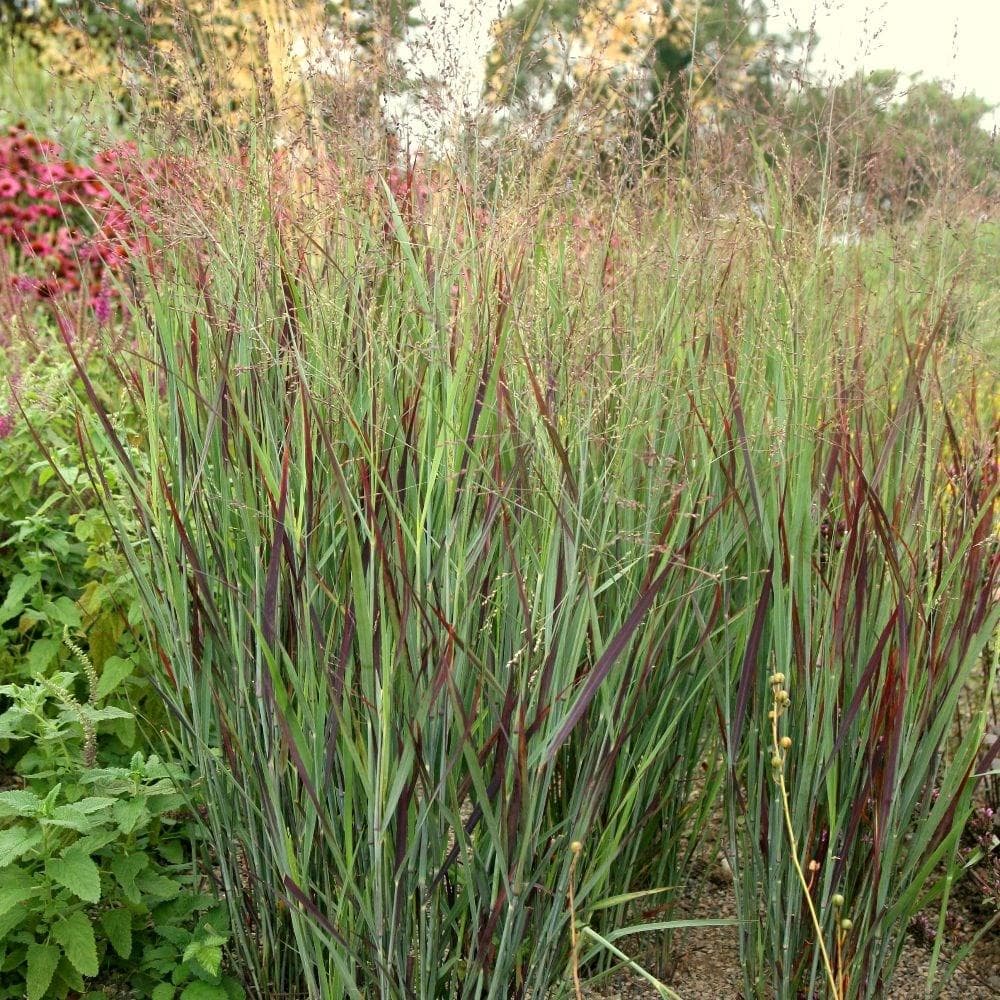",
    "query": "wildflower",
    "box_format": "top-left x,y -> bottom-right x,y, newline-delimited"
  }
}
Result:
92,284 -> 112,325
